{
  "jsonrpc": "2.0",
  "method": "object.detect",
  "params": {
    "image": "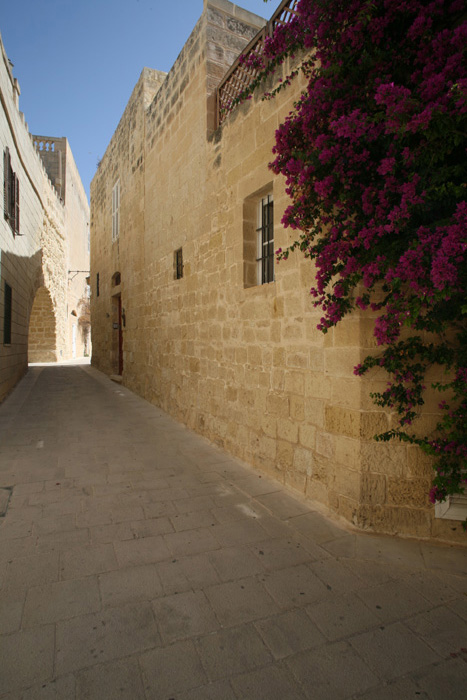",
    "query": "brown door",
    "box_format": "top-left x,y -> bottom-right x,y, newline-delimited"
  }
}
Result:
118,295 -> 123,375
